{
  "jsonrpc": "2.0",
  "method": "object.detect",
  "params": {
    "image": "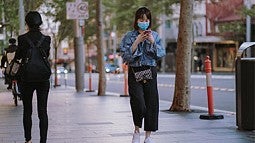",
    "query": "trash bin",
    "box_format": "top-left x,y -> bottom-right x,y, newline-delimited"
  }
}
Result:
236,42 -> 255,130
